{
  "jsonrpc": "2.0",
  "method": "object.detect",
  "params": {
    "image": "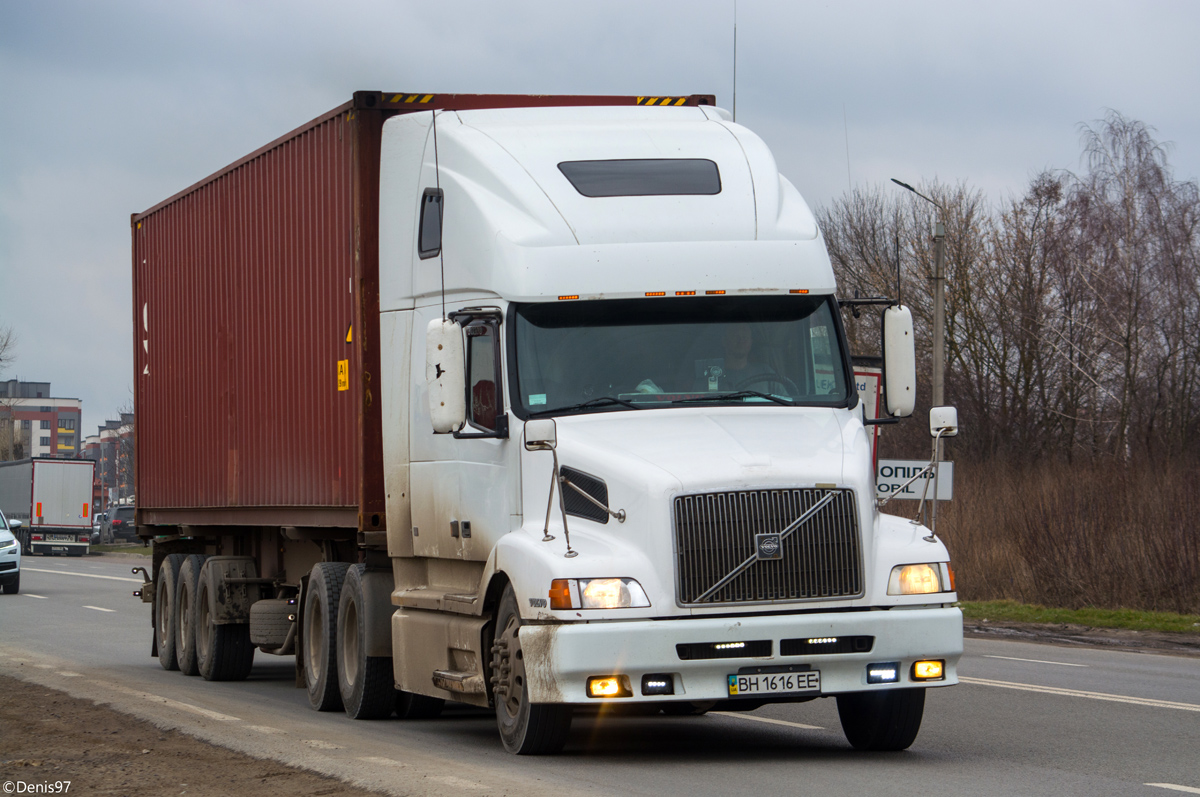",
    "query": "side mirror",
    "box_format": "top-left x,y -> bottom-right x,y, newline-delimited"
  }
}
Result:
524,419 -> 557,451
9,519 -> 22,530
882,305 -> 916,417
930,406 -> 958,437
426,318 -> 466,433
